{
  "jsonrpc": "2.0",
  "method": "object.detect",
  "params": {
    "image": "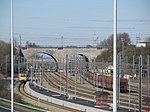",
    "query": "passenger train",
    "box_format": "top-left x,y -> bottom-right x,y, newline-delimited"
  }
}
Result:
19,72 -> 28,83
